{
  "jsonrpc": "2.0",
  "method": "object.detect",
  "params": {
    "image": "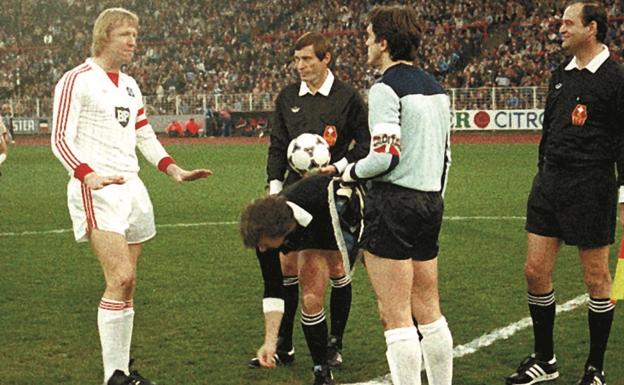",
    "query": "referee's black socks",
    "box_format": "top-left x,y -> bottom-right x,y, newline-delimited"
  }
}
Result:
586,297 -> 615,371
528,290 -> 556,361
